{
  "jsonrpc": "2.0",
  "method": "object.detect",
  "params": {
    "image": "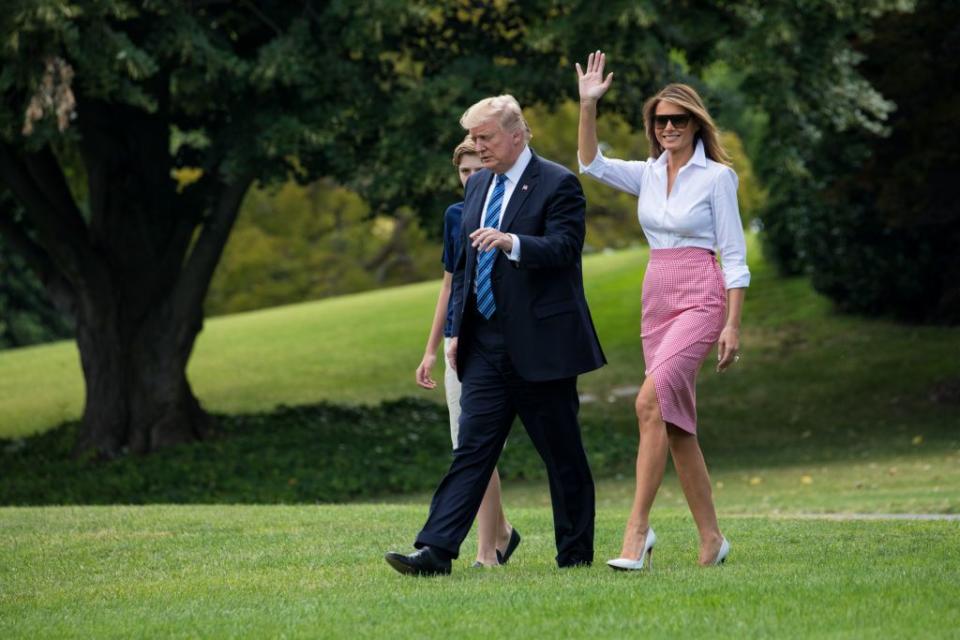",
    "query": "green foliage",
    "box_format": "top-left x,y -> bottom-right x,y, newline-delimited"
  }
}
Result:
720,131 -> 766,225
791,0 -> 960,323
718,0 -> 912,274
1,0 -> 743,215
710,0 -> 960,323
0,0 -> 909,271
0,193 -> 72,348
205,179 -> 439,316
0,241 -> 72,348
525,101 -> 647,250
203,96 -> 770,317
0,399 -> 452,504
701,59 -> 769,162
201,95 -> 765,316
